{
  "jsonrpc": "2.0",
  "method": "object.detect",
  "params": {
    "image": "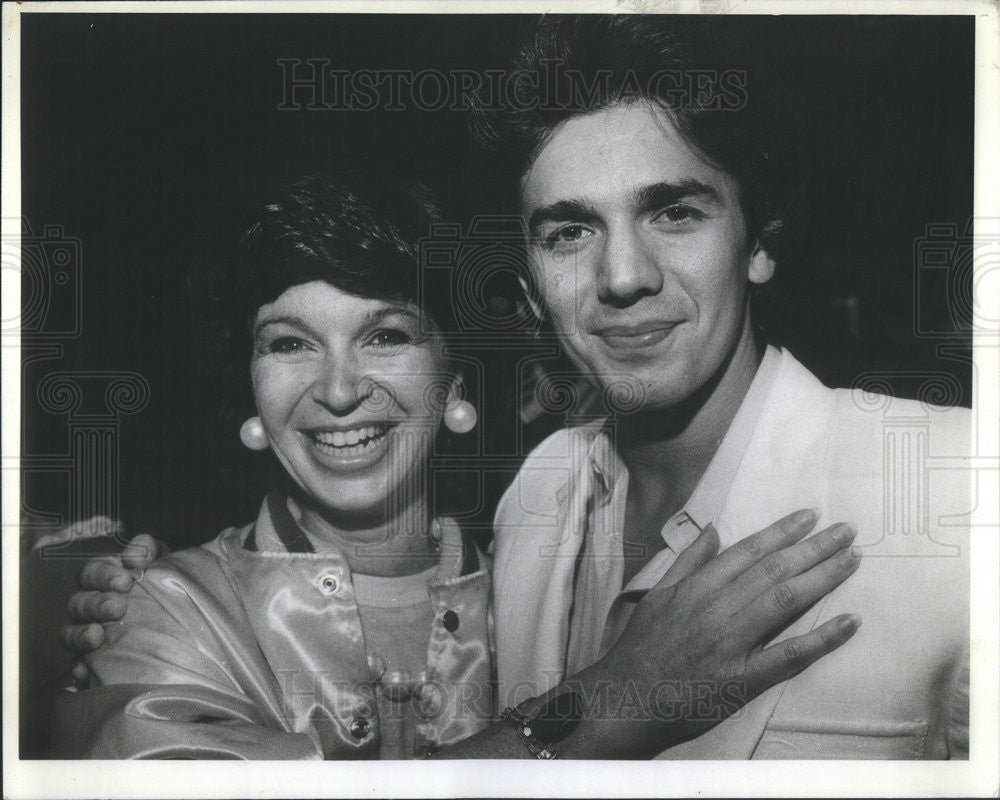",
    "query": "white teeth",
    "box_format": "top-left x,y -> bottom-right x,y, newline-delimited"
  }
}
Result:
311,424 -> 386,450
